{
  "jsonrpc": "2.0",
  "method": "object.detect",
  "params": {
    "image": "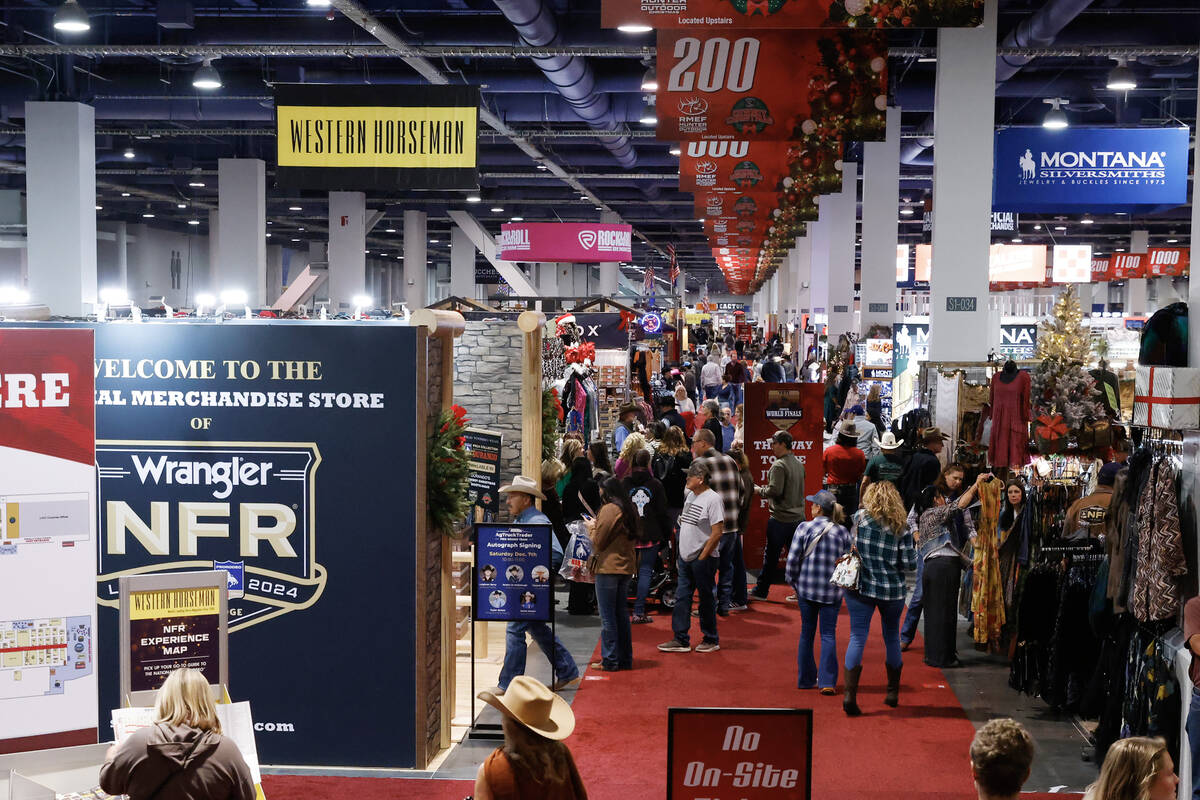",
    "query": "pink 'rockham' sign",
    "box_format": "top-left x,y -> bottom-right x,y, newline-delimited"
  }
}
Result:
497,222 -> 633,263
